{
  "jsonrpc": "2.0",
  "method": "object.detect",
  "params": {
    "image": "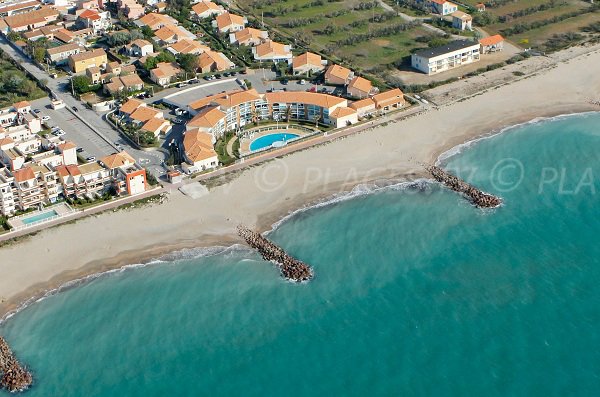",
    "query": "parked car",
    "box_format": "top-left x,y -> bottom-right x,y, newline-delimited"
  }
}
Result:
173,118 -> 184,124
299,79 -> 306,85
215,74 -> 222,79
42,115 -> 50,122
51,126 -> 60,132
76,147 -> 84,153
320,87 -> 328,93
282,80 -> 288,85
177,83 -> 188,88
189,79 -> 199,84
33,109 -> 41,114
203,76 -> 211,81
86,156 -> 96,162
